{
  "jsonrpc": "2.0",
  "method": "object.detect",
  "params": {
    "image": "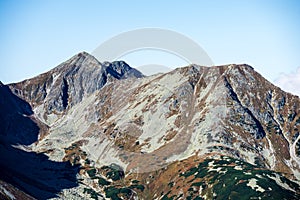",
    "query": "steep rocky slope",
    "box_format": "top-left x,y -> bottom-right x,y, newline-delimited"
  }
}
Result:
1,52 -> 300,199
